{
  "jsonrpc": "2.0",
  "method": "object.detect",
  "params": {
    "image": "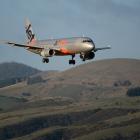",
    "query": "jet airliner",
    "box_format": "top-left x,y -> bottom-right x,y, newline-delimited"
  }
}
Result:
0,19 -> 110,65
